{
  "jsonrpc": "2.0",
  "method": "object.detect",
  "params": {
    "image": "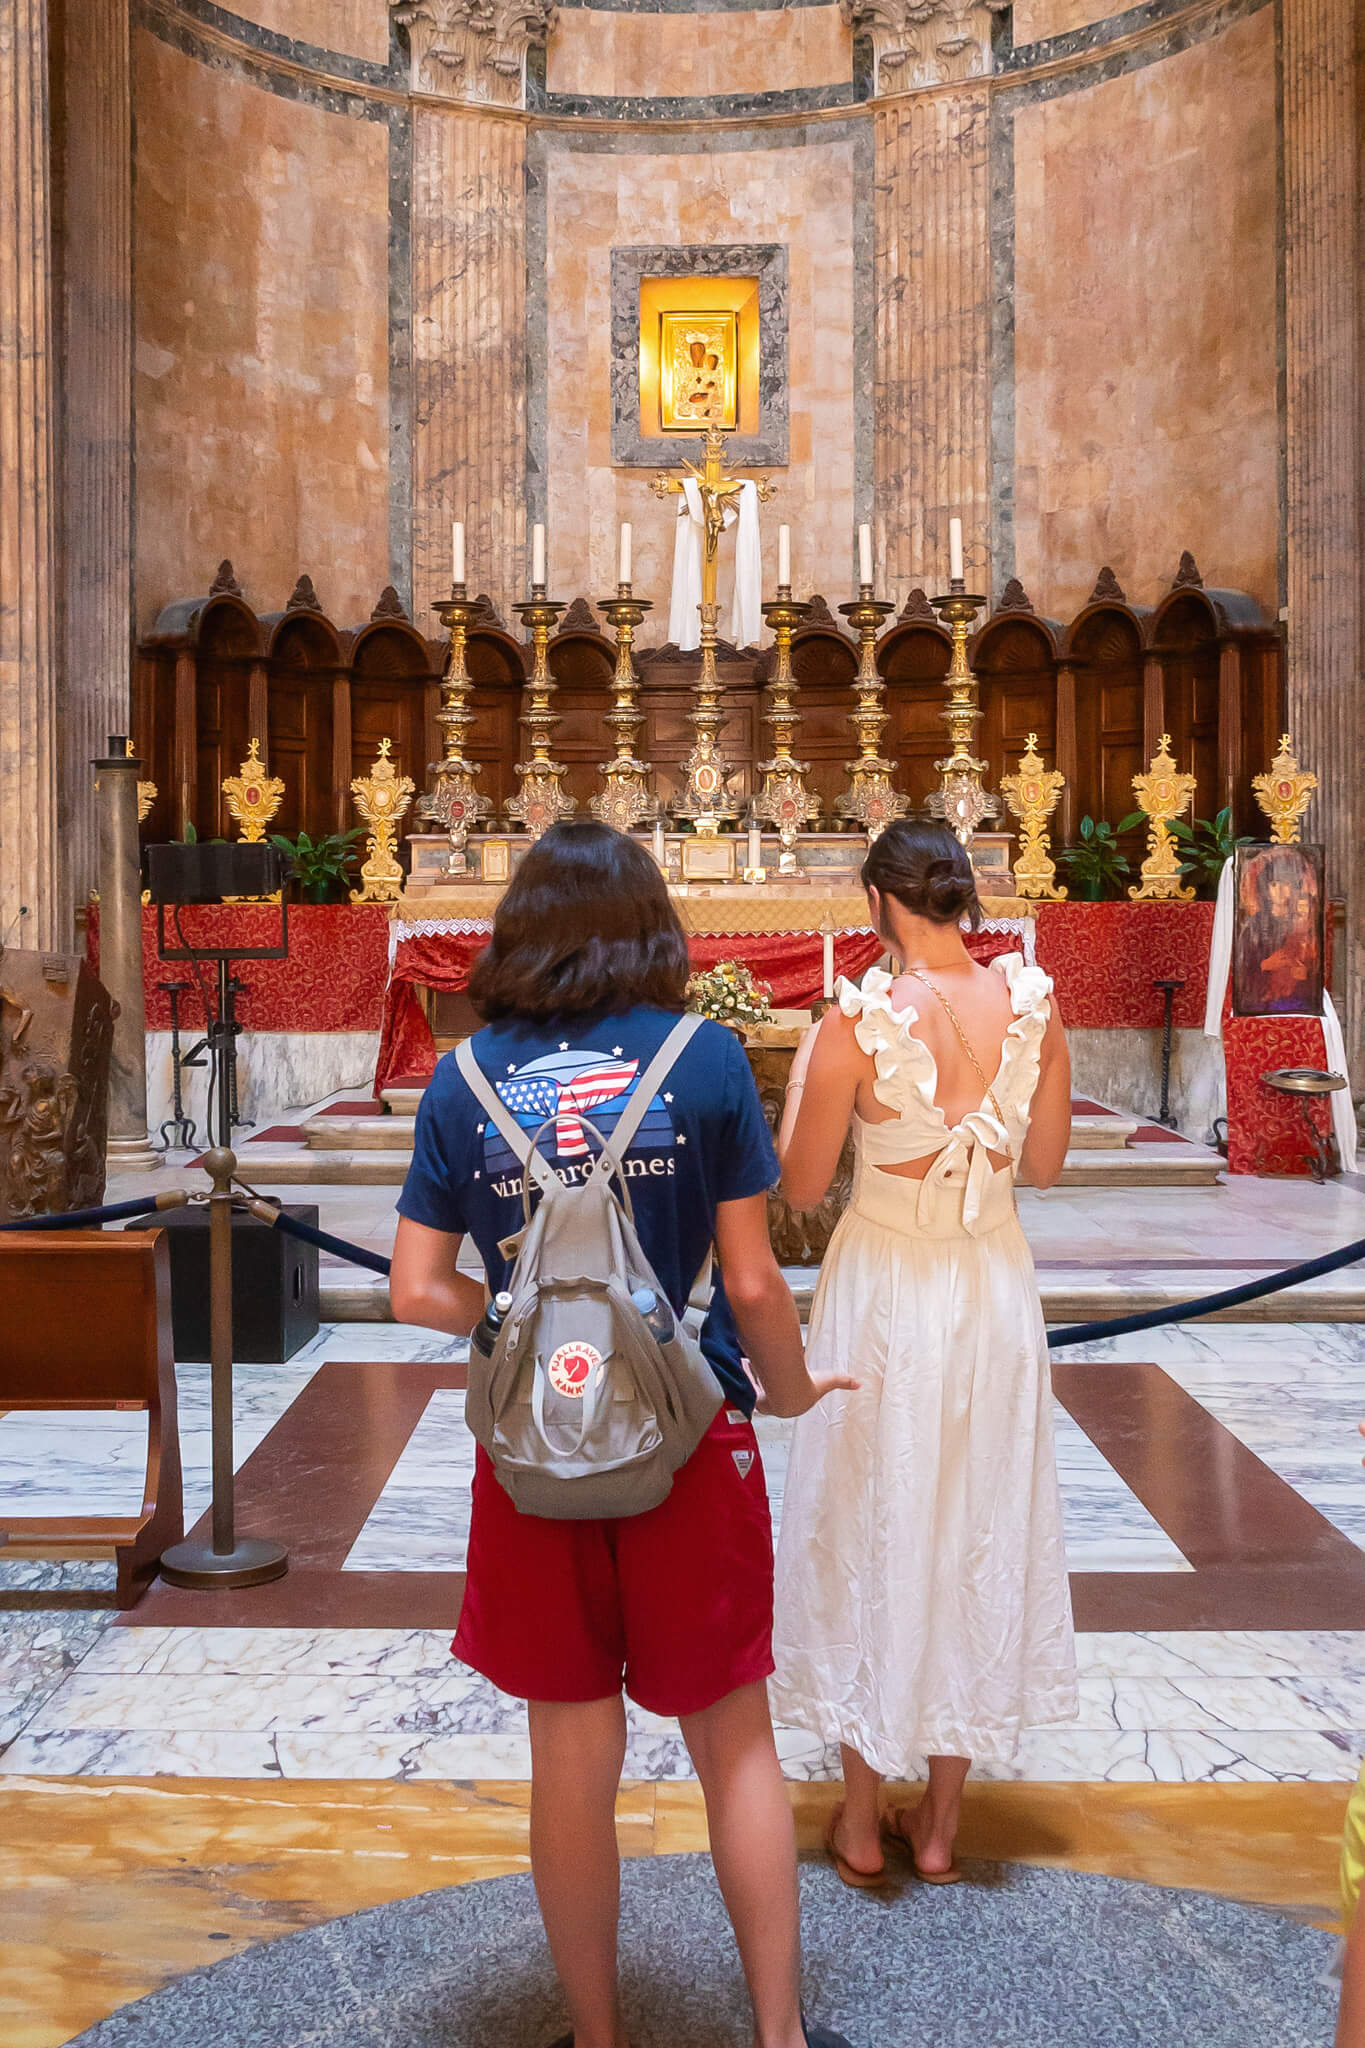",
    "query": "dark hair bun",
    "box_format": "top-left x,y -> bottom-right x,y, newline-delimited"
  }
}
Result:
859,819 -> 982,930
